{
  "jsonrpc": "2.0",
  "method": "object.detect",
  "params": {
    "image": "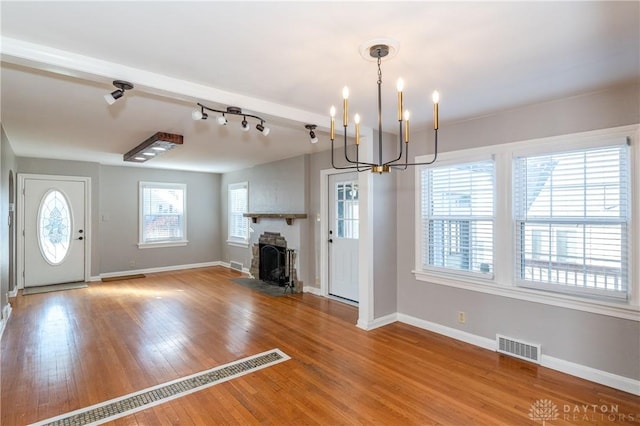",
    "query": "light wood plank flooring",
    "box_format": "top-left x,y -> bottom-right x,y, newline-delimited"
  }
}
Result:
1,266 -> 639,425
